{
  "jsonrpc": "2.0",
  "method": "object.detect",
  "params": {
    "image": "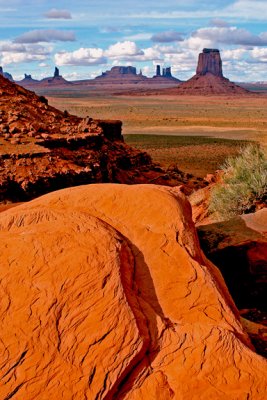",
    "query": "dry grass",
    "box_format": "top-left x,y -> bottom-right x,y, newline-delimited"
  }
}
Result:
124,134 -> 251,177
